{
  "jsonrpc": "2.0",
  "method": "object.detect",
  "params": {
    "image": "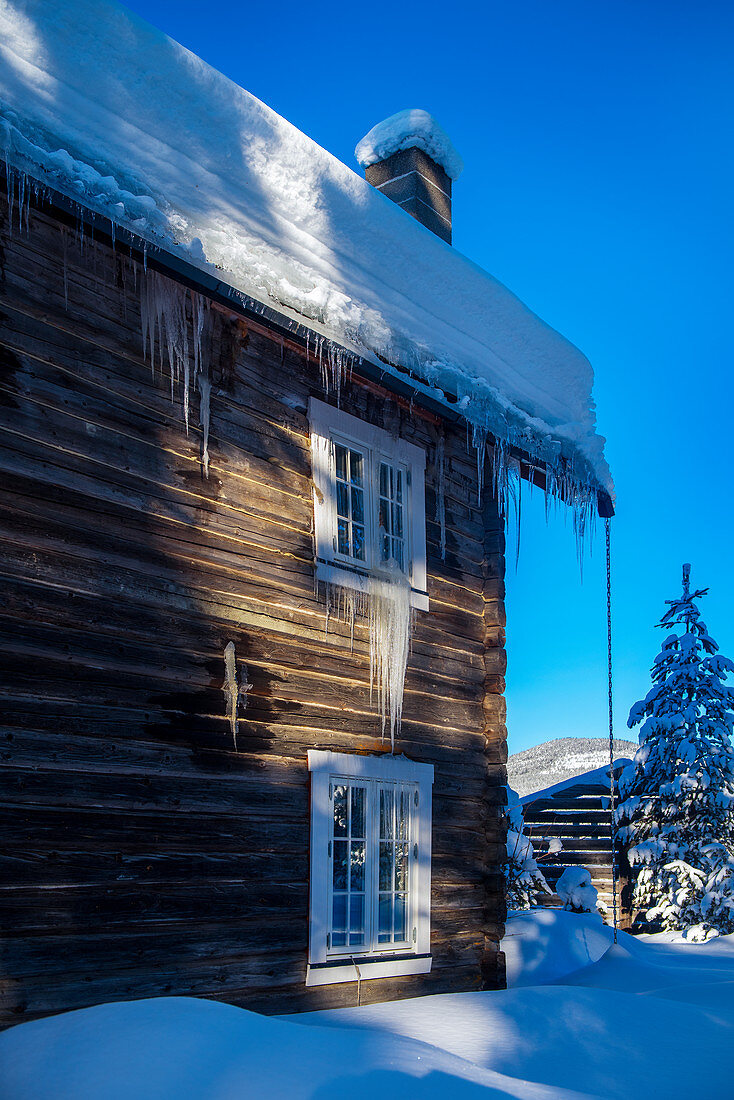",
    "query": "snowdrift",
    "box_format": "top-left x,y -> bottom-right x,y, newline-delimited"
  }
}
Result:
0,994 -> 583,1100
1,913 -> 732,1100
503,908 -> 615,986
